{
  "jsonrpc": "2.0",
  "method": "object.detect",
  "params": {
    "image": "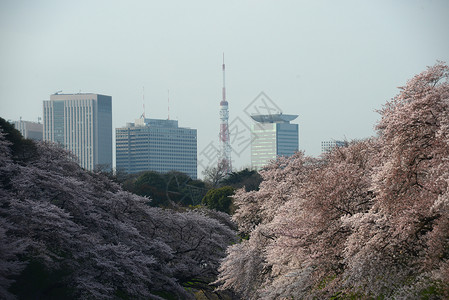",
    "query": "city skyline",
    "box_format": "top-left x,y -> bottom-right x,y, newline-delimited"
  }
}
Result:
1,0 -> 449,174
